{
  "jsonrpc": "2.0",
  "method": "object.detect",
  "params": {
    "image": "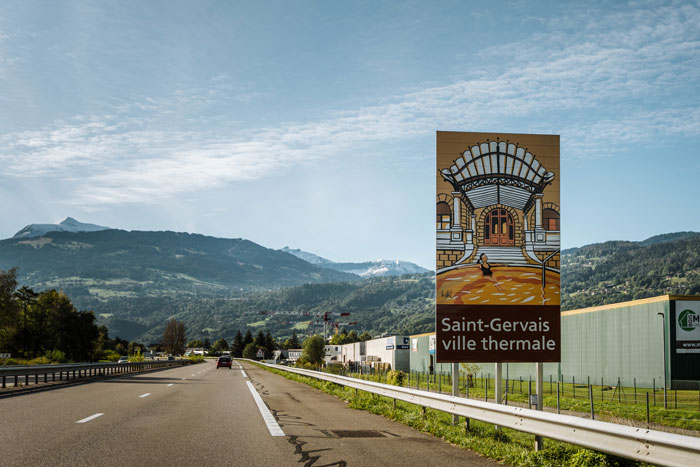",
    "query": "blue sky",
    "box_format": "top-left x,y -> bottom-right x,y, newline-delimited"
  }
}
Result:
1,0 -> 699,269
